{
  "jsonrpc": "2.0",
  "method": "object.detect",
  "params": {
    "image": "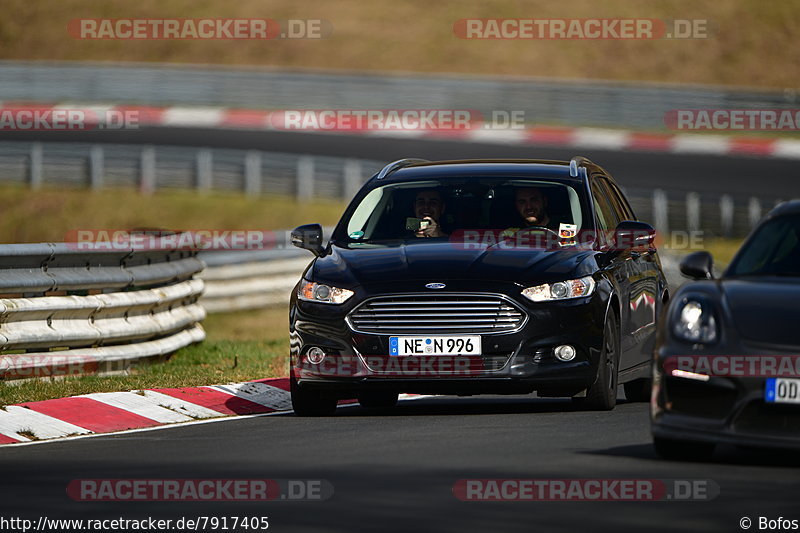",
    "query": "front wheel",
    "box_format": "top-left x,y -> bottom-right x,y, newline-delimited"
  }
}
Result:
574,311 -> 620,411
290,377 -> 337,417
